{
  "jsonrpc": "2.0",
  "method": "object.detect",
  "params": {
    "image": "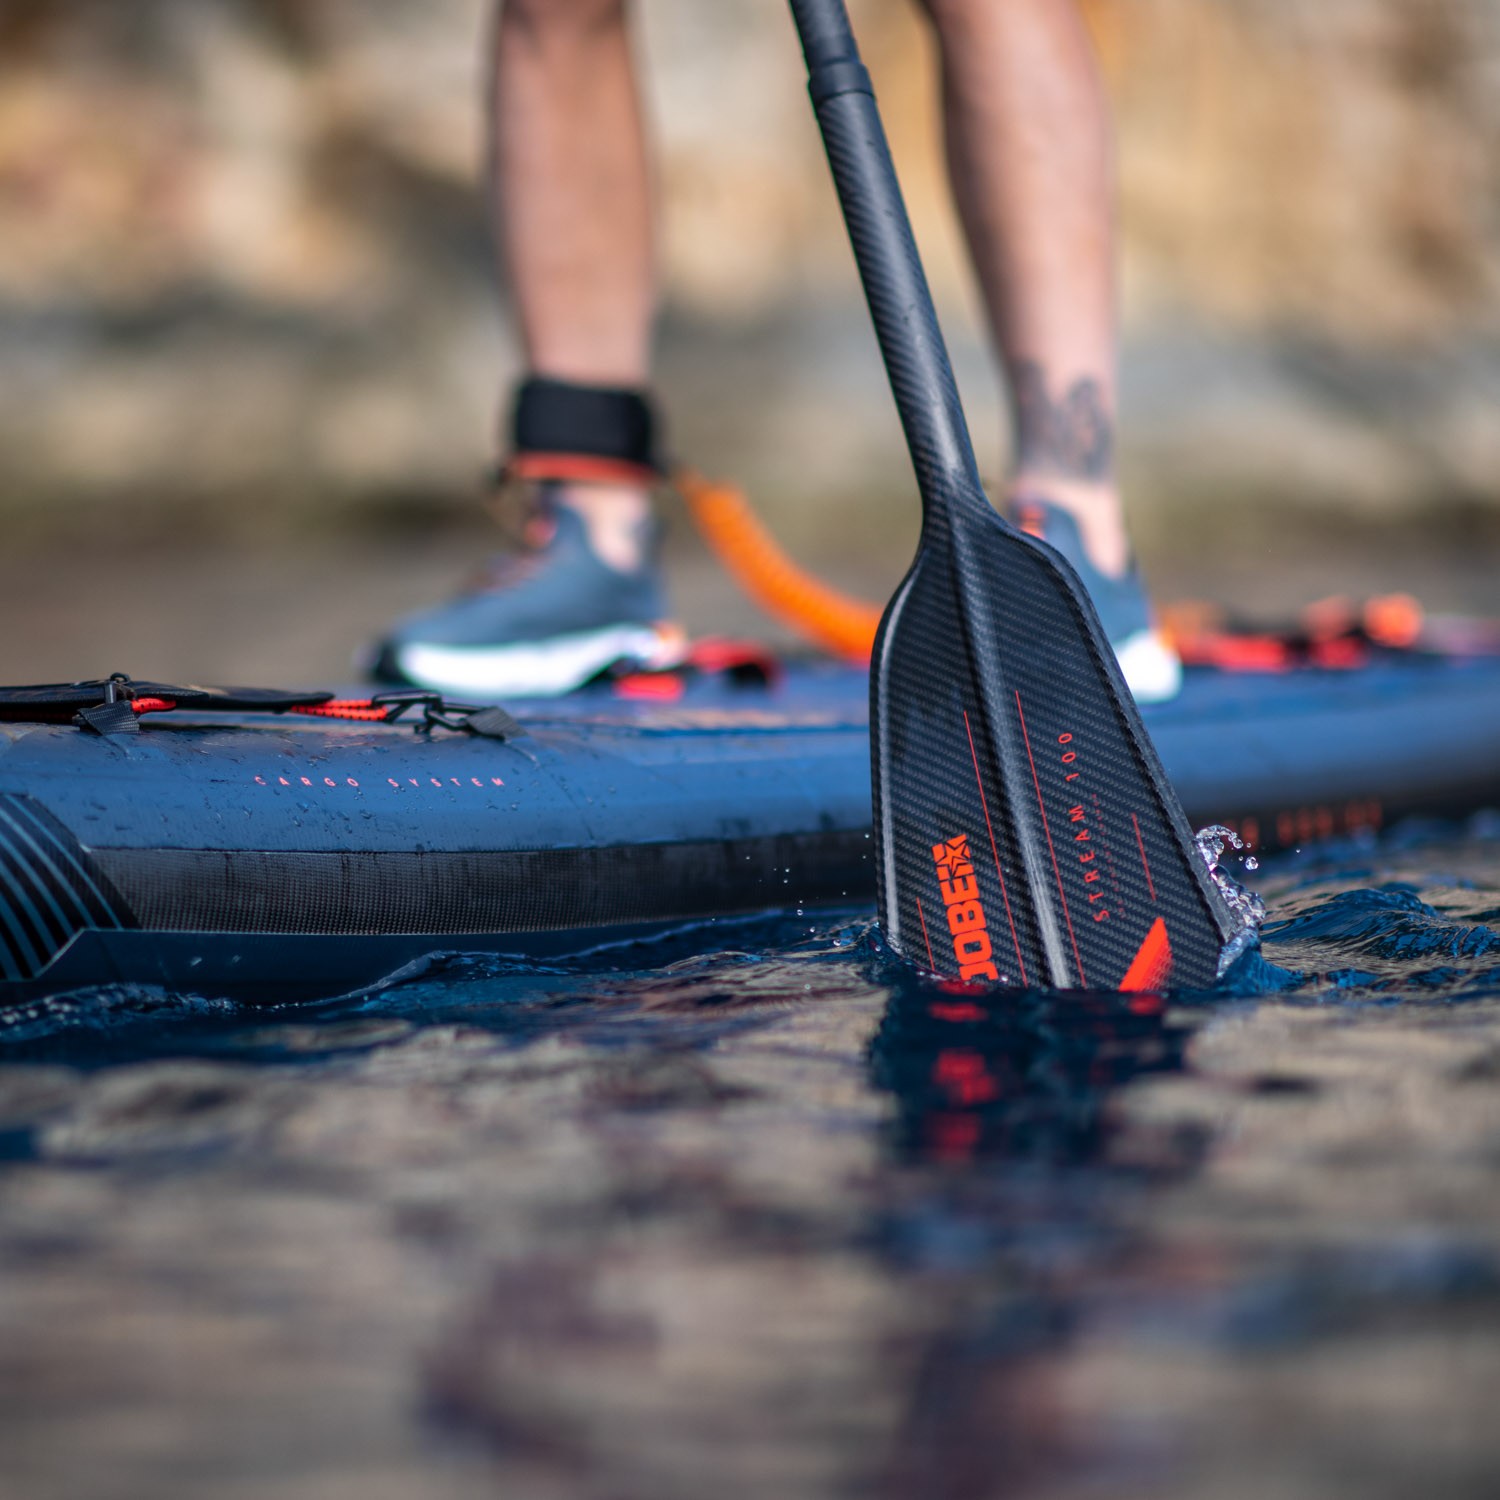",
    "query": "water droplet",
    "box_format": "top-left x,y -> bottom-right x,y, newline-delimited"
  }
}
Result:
1195,823 -> 1267,975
